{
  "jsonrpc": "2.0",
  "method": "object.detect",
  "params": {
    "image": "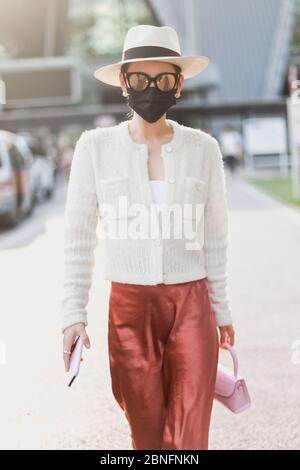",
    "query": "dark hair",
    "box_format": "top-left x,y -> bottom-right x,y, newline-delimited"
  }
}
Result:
120,62 -> 182,120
